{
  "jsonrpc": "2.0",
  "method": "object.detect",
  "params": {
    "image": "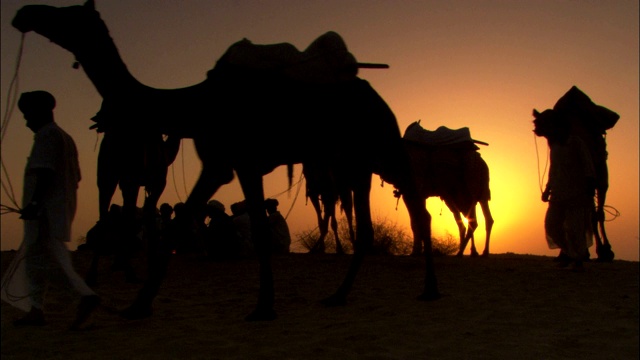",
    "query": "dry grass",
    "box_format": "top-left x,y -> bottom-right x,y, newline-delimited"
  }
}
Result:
295,217 -> 458,256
